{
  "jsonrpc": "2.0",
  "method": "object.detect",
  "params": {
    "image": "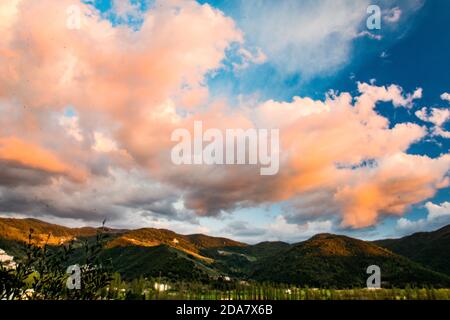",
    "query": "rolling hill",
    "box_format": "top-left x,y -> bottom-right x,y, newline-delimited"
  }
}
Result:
1,217 -> 450,287
0,217 -> 246,280
374,225 -> 450,276
106,228 -> 245,262
0,217 -> 97,244
249,233 -> 450,288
